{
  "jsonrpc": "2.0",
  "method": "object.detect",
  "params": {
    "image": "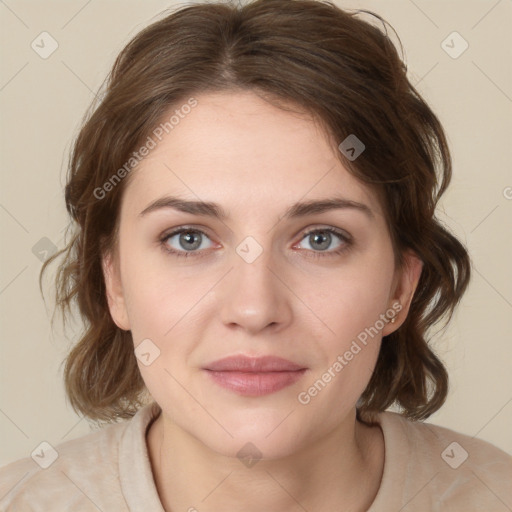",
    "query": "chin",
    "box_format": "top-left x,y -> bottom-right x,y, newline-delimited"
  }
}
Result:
194,408 -> 311,461
206,430 -> 305,462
